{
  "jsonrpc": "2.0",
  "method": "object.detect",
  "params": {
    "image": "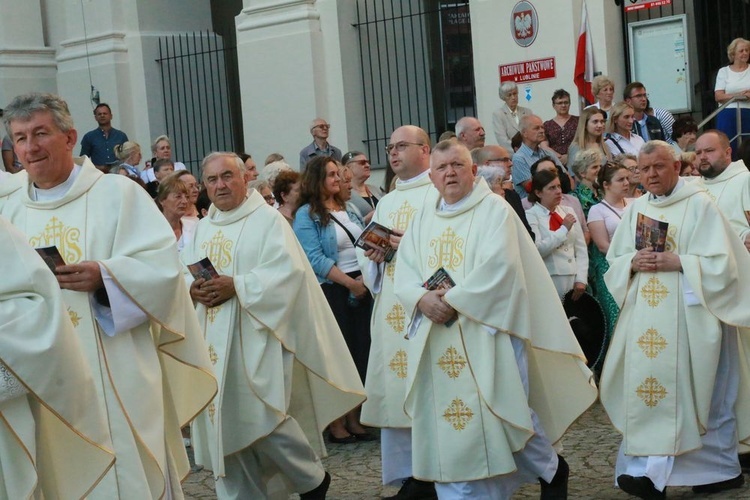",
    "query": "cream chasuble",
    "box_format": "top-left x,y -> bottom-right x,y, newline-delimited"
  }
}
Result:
359,173 -> 436,428
394,179 -> 596,483
0,159 -> 217,499
0,217 -> 114,499
182,192 -> 365,479
602,181 -> 750,457
696,160 -> 750,242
